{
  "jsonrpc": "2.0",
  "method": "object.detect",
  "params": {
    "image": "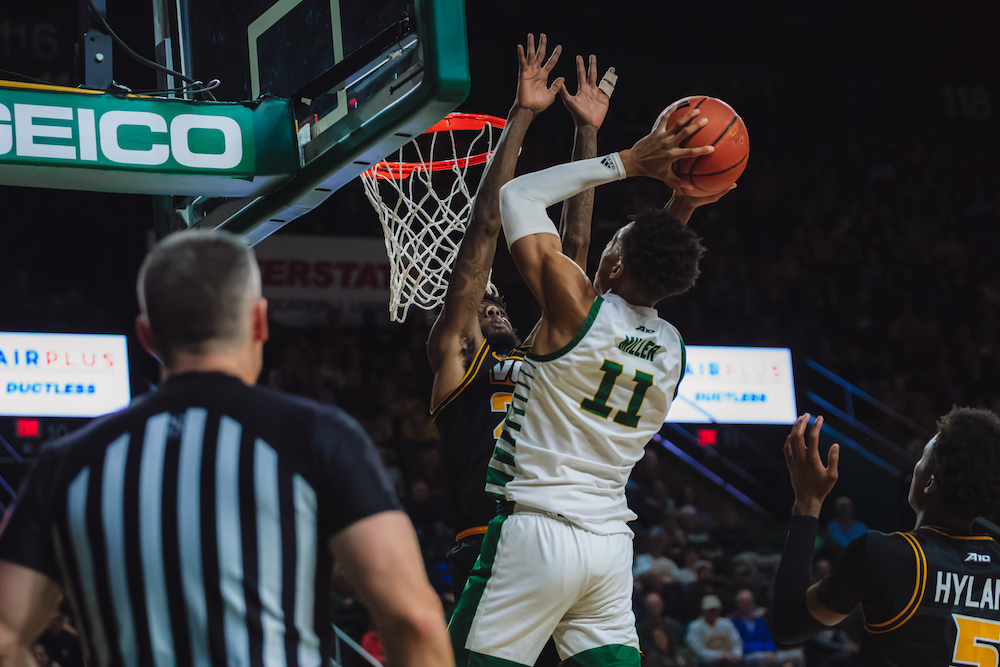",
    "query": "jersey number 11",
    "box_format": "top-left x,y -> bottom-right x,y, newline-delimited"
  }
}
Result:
580,359 -> 653,429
